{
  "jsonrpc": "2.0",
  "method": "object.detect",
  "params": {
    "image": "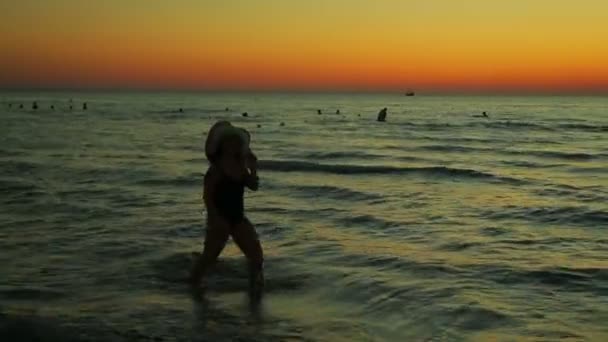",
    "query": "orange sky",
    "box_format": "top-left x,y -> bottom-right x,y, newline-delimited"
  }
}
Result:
1,0 -> 608,93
